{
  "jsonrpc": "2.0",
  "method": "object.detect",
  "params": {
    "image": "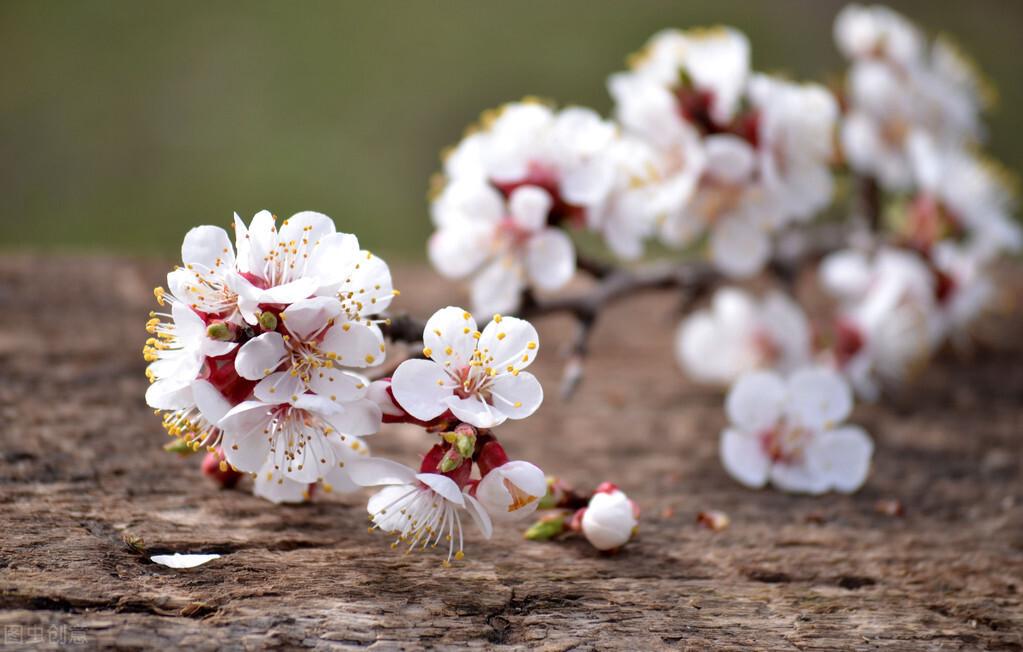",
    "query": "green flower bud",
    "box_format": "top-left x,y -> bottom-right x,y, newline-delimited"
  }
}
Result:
524,513 -> 567,542
258,311 -> 278,331
206,322 -> 233,341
